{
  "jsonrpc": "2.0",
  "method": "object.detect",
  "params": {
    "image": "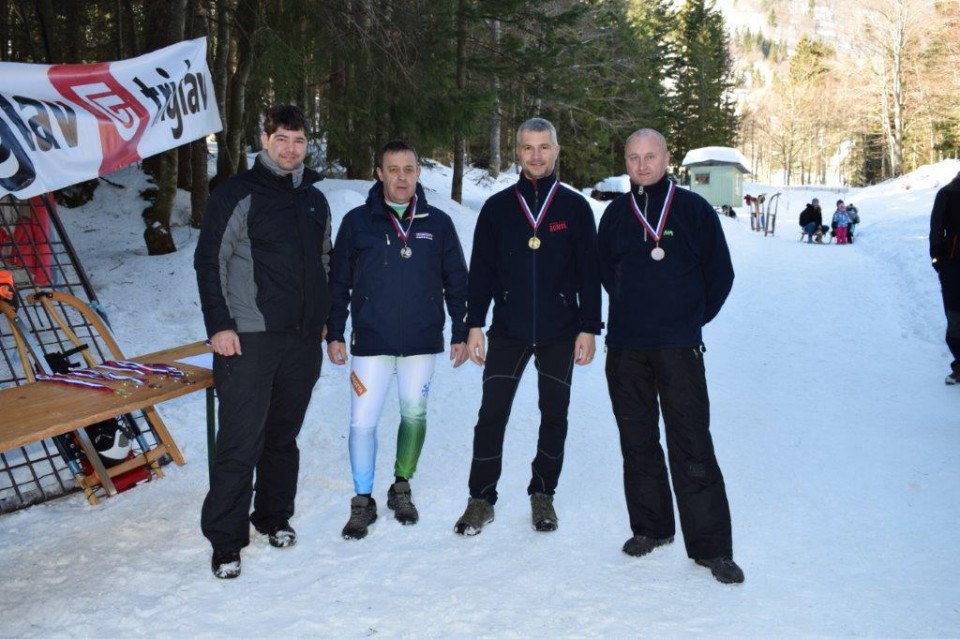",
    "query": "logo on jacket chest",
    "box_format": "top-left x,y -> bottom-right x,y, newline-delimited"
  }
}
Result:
415,232 -> 434,241
548,221 -> 567,233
